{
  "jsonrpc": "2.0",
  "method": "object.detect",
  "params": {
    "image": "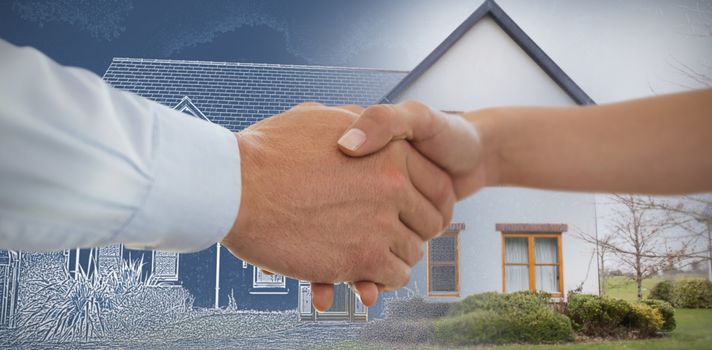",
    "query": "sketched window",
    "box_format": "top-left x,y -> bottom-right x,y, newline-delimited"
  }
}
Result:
428,232 -> 459,296
97,244 -> 121,273
153,250 -> 179,281
253,267 -> 286,288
